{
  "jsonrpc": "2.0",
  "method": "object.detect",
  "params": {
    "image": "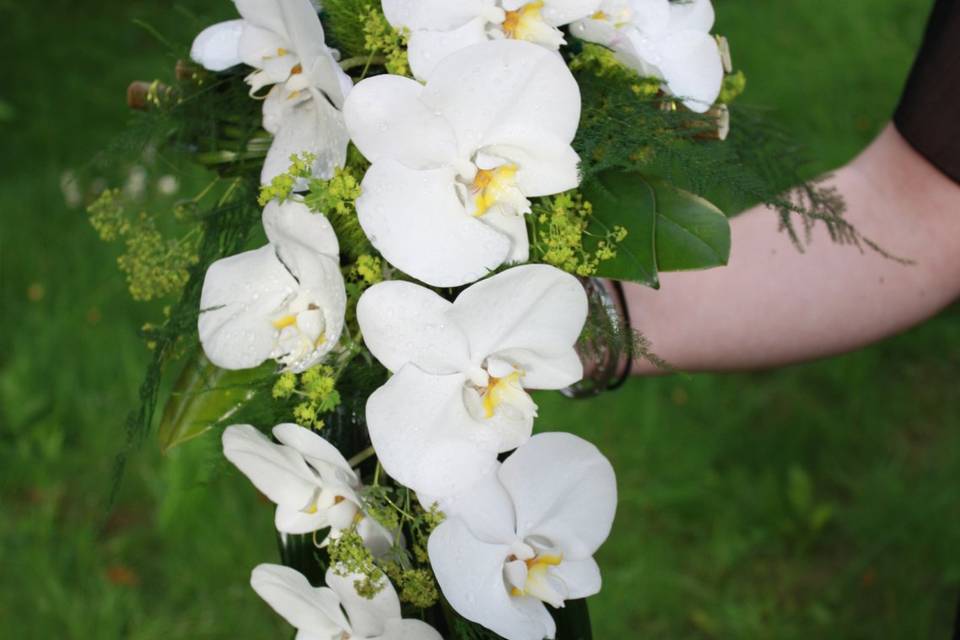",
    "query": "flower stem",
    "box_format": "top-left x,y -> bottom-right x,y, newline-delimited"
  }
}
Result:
348,446 -> 376,468
339,55 -> 385,71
